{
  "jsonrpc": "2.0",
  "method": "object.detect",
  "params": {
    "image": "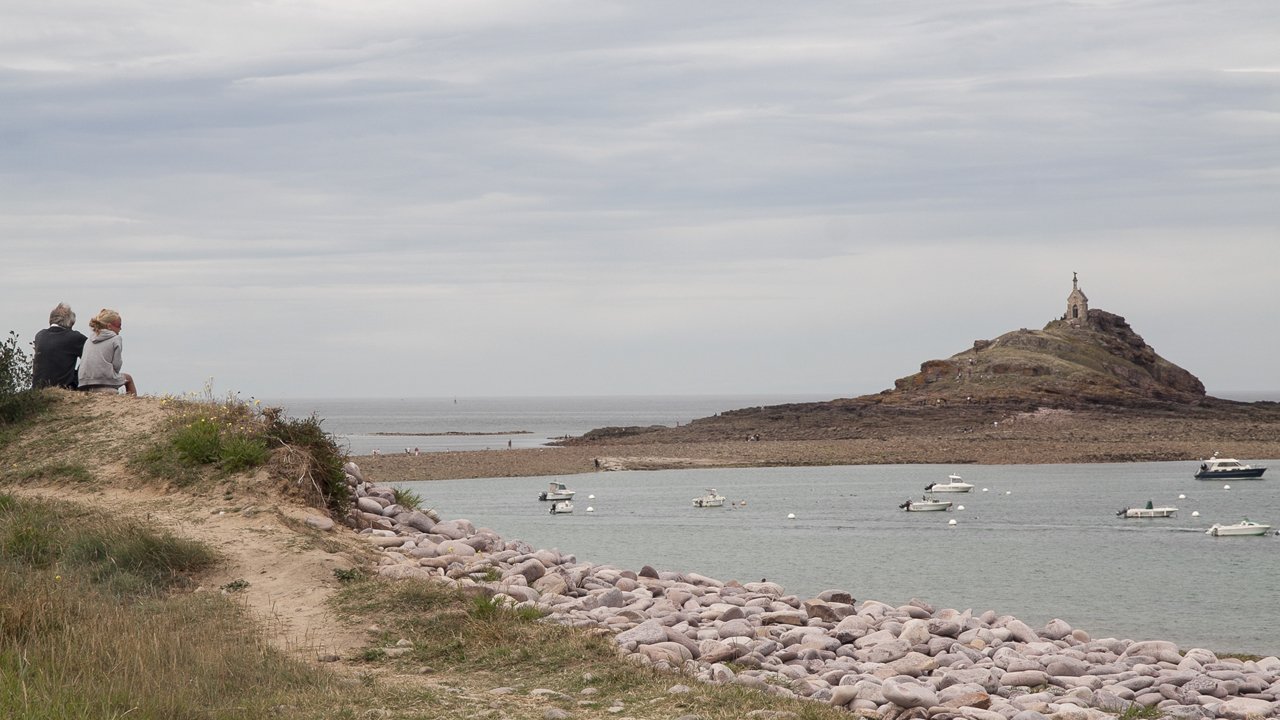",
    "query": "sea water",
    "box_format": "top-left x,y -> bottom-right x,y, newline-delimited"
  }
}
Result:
272,395 -> 1280,654
266,395 -> 835,454
400,461 -> 1280,656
